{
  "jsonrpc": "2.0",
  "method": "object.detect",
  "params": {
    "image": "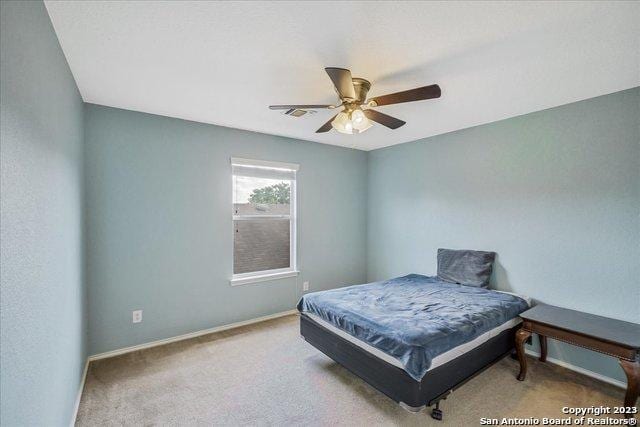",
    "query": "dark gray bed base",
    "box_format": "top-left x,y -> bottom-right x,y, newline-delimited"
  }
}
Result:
300,314 -> 519,417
